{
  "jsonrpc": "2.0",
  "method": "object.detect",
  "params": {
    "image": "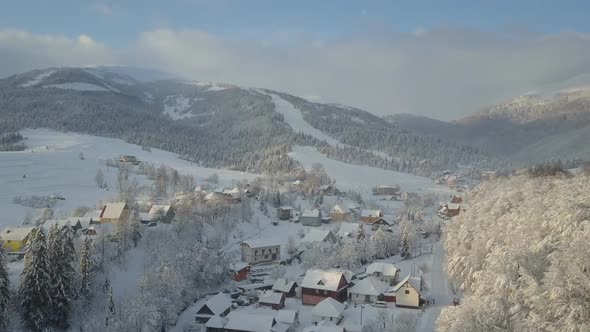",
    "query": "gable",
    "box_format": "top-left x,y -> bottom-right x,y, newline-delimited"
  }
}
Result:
196,304 -> 214,316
